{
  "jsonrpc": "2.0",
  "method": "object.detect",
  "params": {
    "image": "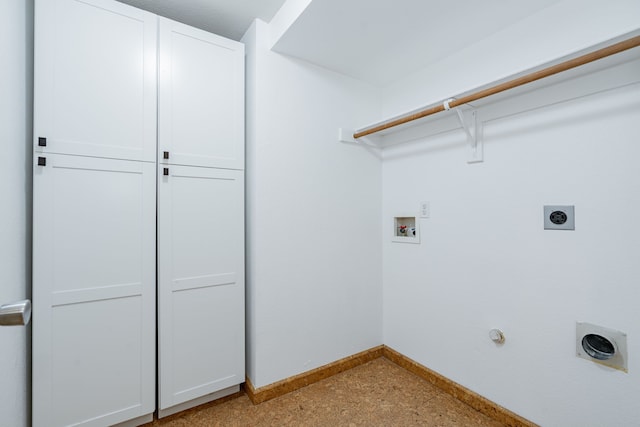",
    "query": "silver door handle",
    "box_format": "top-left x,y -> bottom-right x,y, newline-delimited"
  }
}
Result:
0,300 -> 31,326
